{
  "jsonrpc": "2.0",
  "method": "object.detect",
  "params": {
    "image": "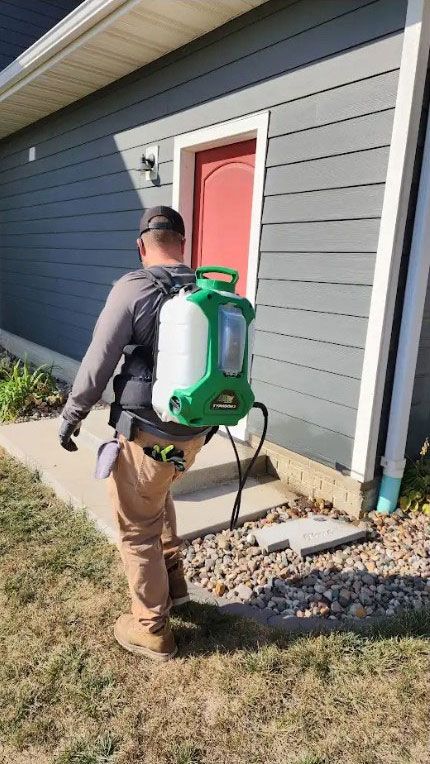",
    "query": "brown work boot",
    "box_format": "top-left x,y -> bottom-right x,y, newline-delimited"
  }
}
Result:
114,614 -> 177,661
168,559 -> 190,606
